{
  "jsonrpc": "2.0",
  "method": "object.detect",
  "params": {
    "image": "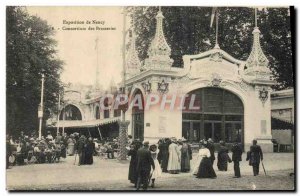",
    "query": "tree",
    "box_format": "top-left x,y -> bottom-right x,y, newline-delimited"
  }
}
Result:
6,7 -> 63,137
128,6 -> 293,89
